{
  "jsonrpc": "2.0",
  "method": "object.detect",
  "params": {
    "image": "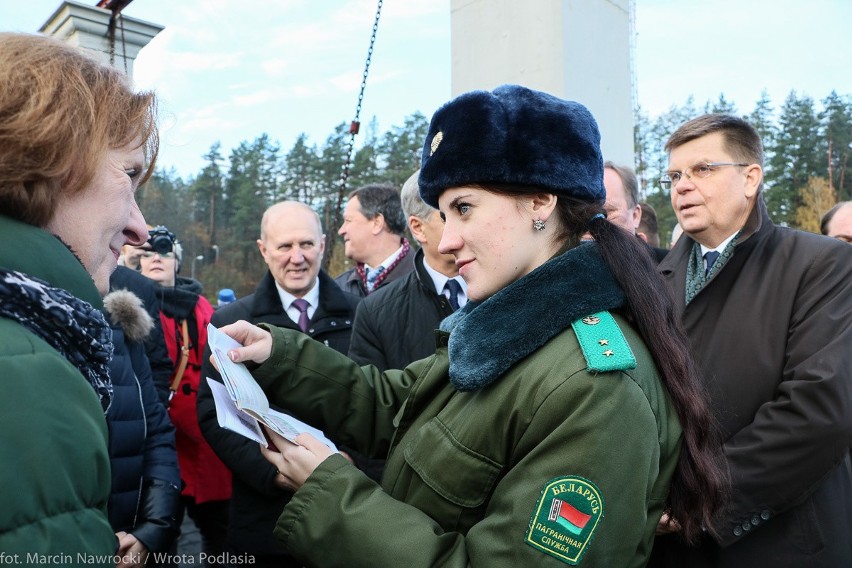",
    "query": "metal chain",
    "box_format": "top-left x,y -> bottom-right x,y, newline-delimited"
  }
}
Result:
327,0 -> 382,268
341,0 -> 383,190
106,7 -> 129,74
119,13 -> 128,74
107,12 -> 117,66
